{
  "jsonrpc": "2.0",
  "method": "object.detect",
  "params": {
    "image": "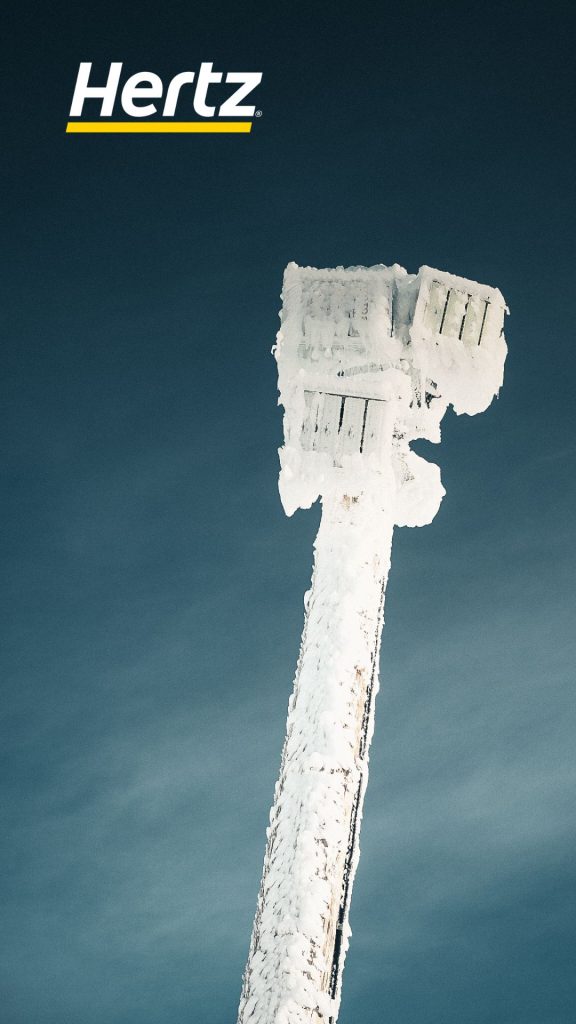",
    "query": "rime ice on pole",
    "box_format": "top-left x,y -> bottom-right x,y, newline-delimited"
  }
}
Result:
238,264 -> 507,1024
